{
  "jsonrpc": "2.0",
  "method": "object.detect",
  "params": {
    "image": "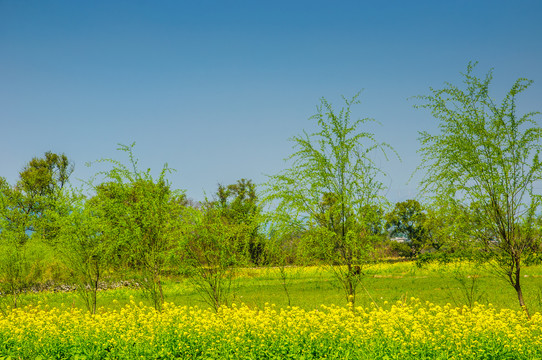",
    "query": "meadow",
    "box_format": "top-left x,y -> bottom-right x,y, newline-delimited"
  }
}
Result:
1,261 -> 542,359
